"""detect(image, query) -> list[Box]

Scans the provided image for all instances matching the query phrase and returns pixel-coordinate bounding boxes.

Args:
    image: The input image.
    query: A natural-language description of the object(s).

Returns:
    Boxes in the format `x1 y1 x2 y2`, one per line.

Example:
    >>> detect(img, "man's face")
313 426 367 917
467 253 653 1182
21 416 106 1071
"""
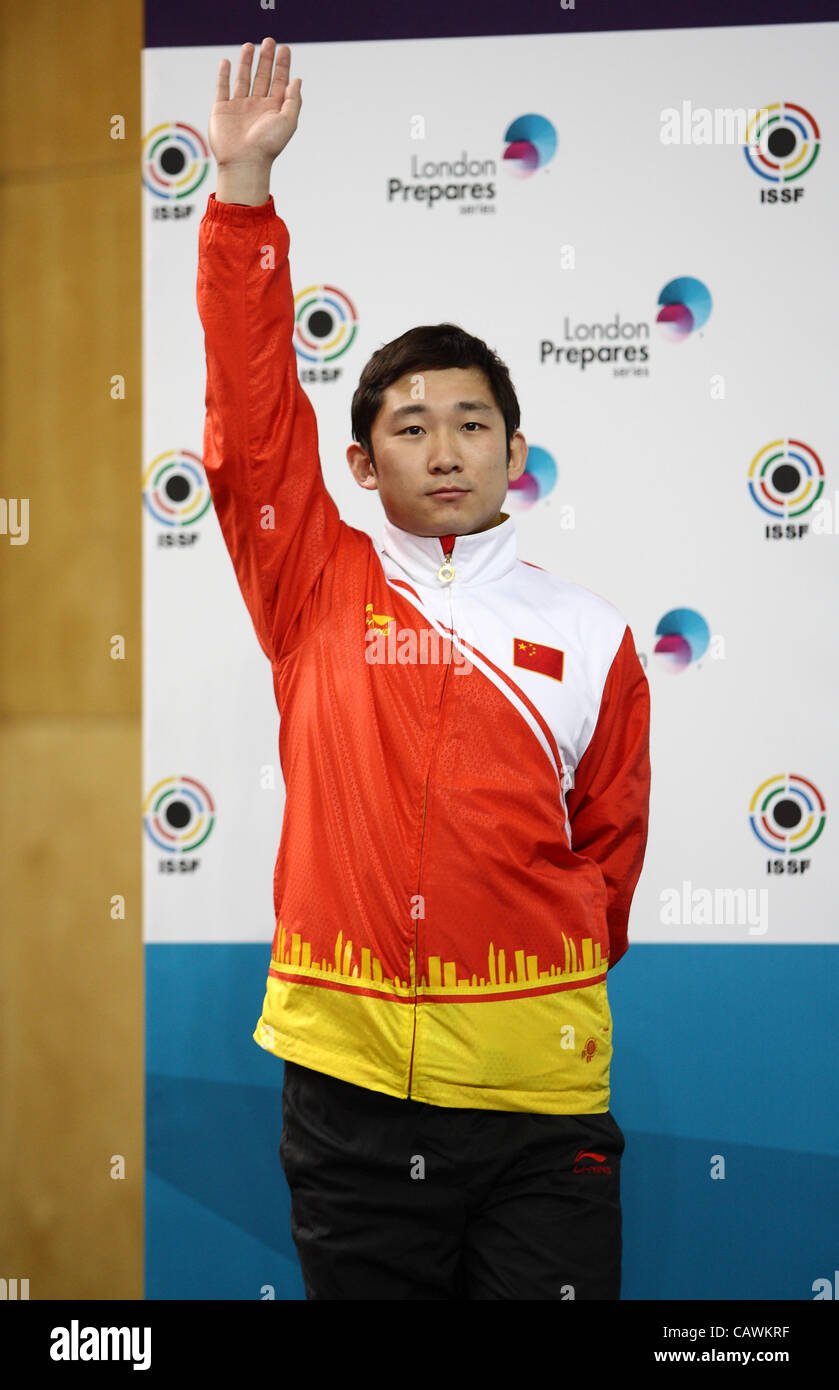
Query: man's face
346 366 527 537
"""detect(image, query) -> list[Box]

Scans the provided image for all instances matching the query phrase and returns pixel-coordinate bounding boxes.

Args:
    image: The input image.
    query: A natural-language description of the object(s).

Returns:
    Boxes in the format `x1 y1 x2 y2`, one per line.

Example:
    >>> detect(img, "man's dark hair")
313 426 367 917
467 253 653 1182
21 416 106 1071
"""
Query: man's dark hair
350 323 521 468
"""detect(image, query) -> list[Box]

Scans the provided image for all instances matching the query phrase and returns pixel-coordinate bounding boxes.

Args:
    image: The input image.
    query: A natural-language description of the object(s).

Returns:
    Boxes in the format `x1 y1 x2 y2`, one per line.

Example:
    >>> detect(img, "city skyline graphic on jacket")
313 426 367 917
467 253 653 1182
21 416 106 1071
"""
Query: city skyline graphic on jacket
269 923 608 999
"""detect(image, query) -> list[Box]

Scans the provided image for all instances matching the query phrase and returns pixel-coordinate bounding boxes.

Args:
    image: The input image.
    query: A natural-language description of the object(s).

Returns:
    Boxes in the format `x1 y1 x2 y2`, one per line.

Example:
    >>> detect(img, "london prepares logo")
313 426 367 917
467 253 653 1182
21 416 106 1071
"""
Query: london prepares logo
142 122 210 220
386 113 557 215
502 114 558 177
540 277 711 378
143 450 213 547
656 277 712 342
744 102 821 203
143 776 215 873
653 609 711 672
506 446 558 510
748 439 824 540
750 774 826 877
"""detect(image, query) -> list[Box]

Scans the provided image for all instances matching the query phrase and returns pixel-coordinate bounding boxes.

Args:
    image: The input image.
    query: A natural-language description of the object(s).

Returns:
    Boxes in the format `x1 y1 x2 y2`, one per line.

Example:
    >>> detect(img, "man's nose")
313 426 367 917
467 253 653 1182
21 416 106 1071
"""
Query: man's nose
428 438 463 469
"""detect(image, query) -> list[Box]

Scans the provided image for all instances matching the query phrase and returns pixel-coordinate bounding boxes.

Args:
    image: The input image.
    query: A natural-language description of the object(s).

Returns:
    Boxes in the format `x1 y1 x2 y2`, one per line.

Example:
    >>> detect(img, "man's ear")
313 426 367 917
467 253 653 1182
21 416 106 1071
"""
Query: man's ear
506 431 528 483
346 442 379 491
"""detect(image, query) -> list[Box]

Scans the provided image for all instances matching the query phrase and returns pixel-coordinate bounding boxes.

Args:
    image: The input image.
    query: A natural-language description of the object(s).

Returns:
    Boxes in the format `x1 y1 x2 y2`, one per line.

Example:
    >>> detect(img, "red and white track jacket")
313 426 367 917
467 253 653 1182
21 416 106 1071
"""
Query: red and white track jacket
196 192 651 1113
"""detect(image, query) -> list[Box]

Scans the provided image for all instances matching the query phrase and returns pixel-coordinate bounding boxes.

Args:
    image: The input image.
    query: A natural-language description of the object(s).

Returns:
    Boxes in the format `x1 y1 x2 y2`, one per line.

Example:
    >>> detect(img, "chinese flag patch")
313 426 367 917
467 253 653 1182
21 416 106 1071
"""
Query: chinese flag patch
513 638 564 682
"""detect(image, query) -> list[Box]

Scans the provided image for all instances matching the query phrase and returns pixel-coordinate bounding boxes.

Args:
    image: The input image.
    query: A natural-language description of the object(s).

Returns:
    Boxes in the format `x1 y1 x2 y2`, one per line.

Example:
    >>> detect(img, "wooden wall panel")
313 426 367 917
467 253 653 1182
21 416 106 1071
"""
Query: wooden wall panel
0 0 143 1299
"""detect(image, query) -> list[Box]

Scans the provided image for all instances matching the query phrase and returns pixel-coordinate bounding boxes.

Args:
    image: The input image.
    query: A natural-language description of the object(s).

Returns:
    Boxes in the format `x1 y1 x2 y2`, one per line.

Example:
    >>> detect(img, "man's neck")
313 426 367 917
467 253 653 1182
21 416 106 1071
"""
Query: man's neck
415 512 507 547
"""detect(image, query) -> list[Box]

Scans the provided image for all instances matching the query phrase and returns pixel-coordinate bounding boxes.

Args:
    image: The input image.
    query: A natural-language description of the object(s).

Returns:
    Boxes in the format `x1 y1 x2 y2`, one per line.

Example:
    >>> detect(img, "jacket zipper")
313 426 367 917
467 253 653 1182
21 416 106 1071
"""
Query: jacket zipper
406 551 455 1097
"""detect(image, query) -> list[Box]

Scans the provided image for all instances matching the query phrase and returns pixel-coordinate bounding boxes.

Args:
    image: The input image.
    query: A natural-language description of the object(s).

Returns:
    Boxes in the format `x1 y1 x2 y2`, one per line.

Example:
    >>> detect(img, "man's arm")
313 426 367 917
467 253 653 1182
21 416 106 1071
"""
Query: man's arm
564 625 651 967
196 39 341 661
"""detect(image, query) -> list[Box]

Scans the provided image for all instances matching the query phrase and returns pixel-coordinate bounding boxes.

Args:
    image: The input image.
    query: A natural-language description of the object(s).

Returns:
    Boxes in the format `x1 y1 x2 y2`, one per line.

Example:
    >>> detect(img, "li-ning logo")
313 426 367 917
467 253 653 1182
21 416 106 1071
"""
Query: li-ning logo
365 603 394 630
574 1148 613 1175
364 604 473 673
580 1037 597 1064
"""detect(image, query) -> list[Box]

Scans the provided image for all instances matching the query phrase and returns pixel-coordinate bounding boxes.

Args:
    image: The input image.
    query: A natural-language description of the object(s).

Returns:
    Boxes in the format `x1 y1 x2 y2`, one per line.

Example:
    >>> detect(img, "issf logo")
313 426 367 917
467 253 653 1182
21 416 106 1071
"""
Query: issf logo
748 439 824 540
143 450 212 546
293 284 358 384
745 103 820 203
144 776 215 871
750 774 825 875
142 122 210 202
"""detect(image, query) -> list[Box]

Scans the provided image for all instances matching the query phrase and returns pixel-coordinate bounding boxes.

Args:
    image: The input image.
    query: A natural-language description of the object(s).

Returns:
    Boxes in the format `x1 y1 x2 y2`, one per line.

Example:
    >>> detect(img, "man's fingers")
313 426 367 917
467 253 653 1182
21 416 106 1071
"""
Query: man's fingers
232 41 255 100
251 37 277 100
281 77 302 115
269 43 292 100
218 38 294 109
214 58 230 104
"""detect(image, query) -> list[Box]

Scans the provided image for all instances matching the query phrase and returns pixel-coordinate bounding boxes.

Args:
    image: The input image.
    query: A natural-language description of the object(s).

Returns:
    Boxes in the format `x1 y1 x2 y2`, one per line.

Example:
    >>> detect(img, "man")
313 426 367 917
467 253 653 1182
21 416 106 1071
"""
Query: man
197 37 650 1300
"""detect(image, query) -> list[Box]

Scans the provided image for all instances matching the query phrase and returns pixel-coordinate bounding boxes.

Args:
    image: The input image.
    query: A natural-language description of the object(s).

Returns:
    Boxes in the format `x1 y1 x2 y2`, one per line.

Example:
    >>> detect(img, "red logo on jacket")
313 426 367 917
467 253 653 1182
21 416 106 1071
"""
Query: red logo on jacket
573 1148 613 1175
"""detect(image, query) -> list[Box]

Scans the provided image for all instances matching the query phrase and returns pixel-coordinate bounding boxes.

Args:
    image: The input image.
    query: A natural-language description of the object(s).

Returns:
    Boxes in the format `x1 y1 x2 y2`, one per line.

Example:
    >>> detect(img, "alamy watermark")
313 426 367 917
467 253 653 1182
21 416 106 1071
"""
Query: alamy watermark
1 498 29 545
660 880 769 935
660 103 770 146
365 623 474 674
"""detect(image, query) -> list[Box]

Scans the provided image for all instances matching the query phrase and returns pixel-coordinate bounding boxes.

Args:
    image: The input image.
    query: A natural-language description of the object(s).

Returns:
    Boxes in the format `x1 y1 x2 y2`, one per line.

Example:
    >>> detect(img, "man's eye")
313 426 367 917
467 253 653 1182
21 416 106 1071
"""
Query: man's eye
399 423 484 434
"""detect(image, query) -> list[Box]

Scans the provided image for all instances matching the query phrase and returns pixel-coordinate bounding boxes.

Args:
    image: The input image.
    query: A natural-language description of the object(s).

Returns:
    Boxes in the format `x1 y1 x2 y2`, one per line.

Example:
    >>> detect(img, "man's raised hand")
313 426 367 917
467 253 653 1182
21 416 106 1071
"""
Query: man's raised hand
209 39 302 171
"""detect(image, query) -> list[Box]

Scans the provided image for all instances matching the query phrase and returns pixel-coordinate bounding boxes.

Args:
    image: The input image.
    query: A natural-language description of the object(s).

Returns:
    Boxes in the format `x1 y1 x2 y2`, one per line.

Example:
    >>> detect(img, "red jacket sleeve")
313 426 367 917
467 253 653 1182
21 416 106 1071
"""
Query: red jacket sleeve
564 625 651 968
195 192 342 662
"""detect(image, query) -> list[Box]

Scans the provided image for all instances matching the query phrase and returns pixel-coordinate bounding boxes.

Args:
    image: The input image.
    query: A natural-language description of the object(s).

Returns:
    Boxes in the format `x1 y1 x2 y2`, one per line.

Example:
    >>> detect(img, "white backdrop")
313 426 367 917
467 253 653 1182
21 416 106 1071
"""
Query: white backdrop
143 22 839 948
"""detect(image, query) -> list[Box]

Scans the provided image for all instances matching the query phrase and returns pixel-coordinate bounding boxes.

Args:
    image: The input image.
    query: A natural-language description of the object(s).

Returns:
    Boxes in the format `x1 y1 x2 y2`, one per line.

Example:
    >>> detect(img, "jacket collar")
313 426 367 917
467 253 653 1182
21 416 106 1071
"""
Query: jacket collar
379 512 517 587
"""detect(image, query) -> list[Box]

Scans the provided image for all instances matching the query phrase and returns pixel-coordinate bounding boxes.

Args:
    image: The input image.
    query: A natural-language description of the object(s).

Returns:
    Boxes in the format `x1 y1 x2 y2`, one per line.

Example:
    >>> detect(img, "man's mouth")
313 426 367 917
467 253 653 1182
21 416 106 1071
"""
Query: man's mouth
428 487 469 497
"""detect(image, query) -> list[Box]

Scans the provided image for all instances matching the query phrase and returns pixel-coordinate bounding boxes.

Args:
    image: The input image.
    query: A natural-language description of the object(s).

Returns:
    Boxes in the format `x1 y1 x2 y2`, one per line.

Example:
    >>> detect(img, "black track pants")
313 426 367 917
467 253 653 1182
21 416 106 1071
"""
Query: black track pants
279 1059 625 1300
